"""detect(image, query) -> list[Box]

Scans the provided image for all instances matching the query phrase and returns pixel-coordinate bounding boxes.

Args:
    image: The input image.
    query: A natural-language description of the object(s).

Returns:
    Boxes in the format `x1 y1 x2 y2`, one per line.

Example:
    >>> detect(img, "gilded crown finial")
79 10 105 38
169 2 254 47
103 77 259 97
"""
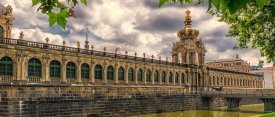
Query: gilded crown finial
185 9 191 20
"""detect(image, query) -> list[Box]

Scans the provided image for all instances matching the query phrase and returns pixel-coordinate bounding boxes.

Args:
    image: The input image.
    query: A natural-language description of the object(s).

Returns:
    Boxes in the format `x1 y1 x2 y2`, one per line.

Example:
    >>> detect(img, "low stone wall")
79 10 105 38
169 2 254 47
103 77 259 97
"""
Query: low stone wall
0 84 200 117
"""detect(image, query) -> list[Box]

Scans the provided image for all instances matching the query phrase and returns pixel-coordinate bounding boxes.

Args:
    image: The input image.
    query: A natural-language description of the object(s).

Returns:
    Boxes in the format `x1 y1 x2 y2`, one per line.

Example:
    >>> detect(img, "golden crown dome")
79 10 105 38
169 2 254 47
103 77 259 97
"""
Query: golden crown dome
177 9 199 40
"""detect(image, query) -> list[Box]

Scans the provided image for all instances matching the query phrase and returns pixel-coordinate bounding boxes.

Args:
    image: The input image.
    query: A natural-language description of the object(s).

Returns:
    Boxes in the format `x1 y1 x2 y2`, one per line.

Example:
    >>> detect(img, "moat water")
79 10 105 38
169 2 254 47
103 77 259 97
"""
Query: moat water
136 104 264 117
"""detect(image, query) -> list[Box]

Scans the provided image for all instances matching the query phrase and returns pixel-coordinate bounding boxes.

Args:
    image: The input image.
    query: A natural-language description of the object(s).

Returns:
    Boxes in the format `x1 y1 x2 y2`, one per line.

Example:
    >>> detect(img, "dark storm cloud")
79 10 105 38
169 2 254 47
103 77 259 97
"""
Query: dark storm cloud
135 14 181 33
109 32 141 47
135 9 212 33
204 38 235 52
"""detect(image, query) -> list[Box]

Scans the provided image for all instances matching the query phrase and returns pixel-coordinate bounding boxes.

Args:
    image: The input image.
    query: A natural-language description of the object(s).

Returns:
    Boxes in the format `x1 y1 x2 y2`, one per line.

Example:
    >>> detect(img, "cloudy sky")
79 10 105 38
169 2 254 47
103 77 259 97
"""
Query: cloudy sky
0 0 271 67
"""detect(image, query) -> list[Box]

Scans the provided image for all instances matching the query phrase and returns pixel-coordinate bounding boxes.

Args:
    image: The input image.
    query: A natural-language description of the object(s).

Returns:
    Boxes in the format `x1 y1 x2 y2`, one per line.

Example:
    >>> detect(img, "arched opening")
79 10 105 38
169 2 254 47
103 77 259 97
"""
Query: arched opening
175 72 179 83
28 58 42 77
154 70 159 82
198 73 202 87
0 56 13 76
0 25 3 38
146 70 151 82
107 66 114 80
94 64 103 80
118 67 124 81
81 63 90 79
162 71 166 83
50 60 61 78
128 68 134 81
181 73 185 84
138 69 143 82
169 72 173 83
66 62 76 79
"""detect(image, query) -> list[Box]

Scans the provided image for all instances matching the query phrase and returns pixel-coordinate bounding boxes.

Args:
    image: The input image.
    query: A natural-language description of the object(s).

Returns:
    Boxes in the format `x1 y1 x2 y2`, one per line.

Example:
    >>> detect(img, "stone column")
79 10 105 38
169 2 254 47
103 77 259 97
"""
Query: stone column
134 67 138 84
172 71 176 85
61 63 67 83
151 69 155 84
76 64 81 83
143 68 146 84
179 72 182 86
15 57 21 81
90 64 94 83
159 70 162 85
23 57 28 81
114 66 118 84
125 67 129 84
103 65 107 83
44 62 50 82
165 70 169 85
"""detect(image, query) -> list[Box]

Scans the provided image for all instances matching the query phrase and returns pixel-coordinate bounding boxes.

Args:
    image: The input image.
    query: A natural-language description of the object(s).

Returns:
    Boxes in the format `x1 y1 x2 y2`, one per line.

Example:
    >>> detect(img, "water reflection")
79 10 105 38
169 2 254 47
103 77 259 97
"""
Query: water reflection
137 110 257 117
137 104 264 117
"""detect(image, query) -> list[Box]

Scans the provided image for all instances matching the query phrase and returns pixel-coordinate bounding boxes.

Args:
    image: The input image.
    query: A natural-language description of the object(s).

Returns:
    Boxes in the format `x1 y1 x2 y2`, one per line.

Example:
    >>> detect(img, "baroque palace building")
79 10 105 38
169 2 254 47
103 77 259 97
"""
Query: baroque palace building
0 5 263 92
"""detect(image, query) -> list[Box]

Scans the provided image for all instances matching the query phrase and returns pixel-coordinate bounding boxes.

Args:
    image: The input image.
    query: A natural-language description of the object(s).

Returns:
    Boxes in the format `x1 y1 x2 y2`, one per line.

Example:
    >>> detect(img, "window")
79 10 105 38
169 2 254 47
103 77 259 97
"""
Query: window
118 67 124 80
146 70 151 82
94 65 102 80
128 68 134 81
181 73 185 84
0 26 3 38
107 66 114 80
138 69 142 81
50 60 60 78
0 57 13 76
154 70 159 82
169 72 173 82
175 72 179 83
66 62 76 79
223 62 230 66
28 58 41 77
81 63 90 79
162 71 166 82
236 61 242 65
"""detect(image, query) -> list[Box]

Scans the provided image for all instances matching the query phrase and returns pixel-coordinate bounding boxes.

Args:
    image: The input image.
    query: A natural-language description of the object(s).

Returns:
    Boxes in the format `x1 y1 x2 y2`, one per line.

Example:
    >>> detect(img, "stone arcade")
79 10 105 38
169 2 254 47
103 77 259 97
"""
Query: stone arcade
0 5 272 117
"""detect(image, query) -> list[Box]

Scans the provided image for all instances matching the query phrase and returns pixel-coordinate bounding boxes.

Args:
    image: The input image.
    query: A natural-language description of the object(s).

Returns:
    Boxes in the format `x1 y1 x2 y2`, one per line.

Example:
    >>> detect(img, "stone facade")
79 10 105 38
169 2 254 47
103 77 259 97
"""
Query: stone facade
205 54 250 73
0 4 13 38
0 6 263 92
0 5 267 116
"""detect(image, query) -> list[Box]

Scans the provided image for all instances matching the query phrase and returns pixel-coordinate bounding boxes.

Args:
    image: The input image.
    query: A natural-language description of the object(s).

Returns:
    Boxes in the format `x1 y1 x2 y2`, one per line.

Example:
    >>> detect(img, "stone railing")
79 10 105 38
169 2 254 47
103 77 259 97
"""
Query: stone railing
67 79 77 84
50 77 62 83
0 76 13 82
28 77 42 83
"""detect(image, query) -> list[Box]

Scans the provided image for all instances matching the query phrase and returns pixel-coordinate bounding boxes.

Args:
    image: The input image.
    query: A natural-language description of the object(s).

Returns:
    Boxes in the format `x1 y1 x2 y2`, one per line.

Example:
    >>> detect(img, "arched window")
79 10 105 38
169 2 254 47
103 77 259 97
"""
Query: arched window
66 62 76 79
0 25 3 38
128 68 134 81
138 69 143 81
118 67 124 80
0 57 13 76
146 70 151 82
81 63 90 79
162 71 166 82
154 70 159 82
175 72 179 83
94 64 102 80
169 72 173 82
107 66 114 80
28 58 41 77
181 73 185 84
50 60 61 78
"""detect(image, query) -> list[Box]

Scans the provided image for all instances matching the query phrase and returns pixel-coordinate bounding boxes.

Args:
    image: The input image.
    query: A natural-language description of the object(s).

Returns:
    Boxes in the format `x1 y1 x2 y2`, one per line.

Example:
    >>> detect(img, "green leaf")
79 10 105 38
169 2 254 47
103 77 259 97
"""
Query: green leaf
32 0 41 6
256 0 266 9
159 0 167 7
57 15 67 29
81 0 87 5
59 9 69 18
207 0 212 12
48 12 58 26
